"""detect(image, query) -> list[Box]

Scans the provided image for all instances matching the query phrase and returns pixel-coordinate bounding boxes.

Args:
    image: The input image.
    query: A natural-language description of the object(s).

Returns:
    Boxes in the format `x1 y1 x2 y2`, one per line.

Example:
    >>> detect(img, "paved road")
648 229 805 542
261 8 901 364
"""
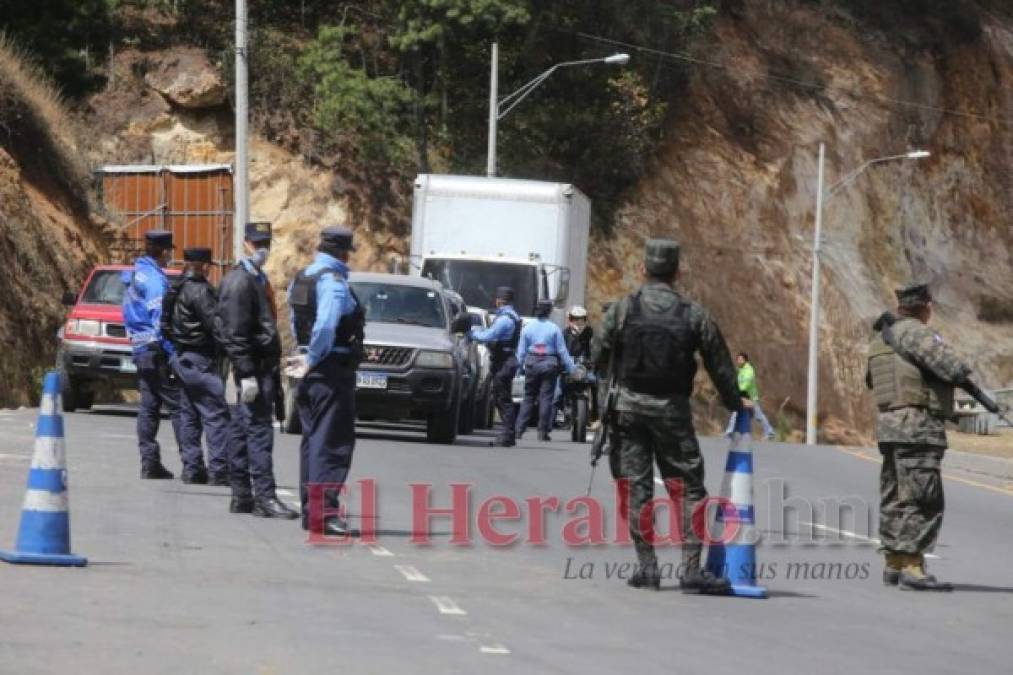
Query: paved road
1 405 1011 674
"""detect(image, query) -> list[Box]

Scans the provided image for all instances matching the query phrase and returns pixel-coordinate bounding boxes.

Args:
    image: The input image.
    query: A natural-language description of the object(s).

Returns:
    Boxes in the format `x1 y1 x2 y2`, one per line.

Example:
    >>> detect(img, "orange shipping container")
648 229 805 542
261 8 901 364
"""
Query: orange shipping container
98 164 235 282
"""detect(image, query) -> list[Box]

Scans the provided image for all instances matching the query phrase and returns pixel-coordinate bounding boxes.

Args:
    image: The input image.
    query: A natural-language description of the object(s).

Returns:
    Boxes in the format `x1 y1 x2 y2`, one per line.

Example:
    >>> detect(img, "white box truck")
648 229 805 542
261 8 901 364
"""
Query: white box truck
409 174 590 322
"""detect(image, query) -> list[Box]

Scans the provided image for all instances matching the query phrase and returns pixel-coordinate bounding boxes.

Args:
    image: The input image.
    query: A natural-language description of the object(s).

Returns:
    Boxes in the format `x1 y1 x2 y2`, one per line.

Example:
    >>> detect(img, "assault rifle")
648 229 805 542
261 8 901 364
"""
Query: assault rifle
587 352 619 496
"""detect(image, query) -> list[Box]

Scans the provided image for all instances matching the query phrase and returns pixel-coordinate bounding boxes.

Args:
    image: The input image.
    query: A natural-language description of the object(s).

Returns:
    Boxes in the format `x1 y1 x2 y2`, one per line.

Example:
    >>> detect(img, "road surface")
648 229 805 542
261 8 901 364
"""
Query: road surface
1 405 1011 674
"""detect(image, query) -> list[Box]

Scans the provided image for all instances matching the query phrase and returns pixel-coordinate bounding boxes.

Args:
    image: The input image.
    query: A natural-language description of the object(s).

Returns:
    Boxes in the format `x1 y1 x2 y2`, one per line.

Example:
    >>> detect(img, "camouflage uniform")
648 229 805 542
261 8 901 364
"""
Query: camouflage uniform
866 282 972 590
593 241 741 581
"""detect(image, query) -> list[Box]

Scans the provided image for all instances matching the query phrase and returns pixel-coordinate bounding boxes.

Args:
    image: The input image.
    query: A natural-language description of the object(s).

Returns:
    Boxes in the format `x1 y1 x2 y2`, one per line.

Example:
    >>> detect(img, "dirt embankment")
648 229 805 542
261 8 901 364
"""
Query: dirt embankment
0 39 107 406
590 2 1013 443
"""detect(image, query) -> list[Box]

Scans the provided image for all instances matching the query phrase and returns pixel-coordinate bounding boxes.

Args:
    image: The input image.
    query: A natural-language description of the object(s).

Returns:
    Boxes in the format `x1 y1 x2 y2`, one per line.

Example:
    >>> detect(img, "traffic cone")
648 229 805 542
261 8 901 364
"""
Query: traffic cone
0 371 87 566
704 407 766 598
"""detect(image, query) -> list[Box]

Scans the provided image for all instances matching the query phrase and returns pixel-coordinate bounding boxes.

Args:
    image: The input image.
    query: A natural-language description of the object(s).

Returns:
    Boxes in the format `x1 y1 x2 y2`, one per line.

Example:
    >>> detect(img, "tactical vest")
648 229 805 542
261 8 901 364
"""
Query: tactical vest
489 308 522 364
867 332 954 416
618 291 697 396
289 269 365 357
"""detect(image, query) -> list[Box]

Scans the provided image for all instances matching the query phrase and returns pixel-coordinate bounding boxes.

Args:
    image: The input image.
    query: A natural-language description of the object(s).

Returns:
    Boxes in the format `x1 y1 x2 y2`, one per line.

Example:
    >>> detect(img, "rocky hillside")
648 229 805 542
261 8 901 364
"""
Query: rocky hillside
590 2 1013 442
0 39 106 406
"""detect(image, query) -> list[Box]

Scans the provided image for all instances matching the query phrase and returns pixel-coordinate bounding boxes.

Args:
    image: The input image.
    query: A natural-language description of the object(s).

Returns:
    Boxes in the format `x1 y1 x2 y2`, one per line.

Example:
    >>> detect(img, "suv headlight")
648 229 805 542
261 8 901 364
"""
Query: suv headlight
67 319 101 337
416 350 454 369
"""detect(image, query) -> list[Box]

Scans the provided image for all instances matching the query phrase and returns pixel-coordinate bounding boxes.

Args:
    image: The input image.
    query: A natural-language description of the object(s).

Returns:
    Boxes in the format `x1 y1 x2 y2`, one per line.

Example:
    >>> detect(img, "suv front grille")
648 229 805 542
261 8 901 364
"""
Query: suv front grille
360 345 415 369
105 323 127 338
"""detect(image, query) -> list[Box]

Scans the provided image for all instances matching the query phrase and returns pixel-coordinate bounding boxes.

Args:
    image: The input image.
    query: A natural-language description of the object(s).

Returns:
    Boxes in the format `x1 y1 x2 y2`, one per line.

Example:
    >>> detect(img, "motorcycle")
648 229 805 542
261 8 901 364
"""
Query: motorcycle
558 359 595 443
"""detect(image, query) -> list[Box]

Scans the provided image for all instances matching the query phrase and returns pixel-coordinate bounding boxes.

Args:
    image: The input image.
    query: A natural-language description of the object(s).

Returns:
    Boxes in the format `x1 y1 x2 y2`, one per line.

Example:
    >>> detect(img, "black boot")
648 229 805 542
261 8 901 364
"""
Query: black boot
181 467 209 485
627 562 661 590
252 497 299 520
318 515 361 537
141 462 174 480
680 567 731 594
229 495 254 514
538 431 551 442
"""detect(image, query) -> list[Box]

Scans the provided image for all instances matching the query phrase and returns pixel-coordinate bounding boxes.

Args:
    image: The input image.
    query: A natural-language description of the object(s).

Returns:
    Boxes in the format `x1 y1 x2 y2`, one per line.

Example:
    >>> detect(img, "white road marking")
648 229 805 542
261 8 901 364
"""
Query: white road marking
479 644 511 655
367 544 394 557
429 596 467 616
0 453 29 461
802 521 939 559
394 564 430 582
276 488 296 497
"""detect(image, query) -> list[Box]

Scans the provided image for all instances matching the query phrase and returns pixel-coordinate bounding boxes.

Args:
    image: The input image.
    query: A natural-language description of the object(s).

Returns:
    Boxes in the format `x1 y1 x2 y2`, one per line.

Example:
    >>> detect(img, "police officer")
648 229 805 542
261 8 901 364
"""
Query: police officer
287 226 364 537
469 287 522 447
515 299 575 441
593 239 744 592
123 229 186 480
162 247 230 485
866 282 975 591
216 222 297 519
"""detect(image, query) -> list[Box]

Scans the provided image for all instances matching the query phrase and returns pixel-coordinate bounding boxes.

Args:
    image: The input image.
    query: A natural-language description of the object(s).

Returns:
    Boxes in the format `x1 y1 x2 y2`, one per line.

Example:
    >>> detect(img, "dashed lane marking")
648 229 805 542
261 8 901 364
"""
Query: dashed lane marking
479 644 511 655
802 521 939 560
367 544 394 557
394 564 431 582
429 596 467 616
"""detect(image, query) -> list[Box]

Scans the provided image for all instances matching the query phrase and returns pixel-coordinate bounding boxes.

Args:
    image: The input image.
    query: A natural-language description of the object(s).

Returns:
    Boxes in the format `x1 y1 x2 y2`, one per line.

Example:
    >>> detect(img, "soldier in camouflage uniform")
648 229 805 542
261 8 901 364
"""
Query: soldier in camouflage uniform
866 282 974 592
592 239 745 592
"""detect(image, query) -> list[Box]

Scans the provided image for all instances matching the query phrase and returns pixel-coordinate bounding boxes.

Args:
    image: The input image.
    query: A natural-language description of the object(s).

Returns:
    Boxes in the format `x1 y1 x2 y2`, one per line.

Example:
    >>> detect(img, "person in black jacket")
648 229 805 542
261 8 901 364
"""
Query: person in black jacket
162 247 231 485
216 222 297 519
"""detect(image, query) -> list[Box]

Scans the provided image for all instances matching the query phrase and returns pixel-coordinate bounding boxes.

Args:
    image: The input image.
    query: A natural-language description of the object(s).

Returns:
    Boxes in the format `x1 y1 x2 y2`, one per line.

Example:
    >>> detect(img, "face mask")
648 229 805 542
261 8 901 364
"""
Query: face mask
251 247 270 268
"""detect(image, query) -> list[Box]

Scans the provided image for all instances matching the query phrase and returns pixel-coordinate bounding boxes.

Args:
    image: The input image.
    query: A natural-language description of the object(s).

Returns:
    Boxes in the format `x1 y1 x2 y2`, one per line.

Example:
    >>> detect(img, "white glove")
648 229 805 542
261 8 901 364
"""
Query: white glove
285 353 310 379
240 377 259 403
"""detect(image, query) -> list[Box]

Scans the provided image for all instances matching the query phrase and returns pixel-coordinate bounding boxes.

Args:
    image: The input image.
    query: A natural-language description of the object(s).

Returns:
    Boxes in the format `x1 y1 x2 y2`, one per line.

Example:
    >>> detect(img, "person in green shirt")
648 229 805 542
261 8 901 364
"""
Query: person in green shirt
725 353 775 439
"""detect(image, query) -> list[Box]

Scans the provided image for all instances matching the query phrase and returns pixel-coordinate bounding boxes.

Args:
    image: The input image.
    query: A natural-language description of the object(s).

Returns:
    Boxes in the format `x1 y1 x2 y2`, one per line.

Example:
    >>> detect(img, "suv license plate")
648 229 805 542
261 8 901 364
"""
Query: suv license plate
356 373 388 389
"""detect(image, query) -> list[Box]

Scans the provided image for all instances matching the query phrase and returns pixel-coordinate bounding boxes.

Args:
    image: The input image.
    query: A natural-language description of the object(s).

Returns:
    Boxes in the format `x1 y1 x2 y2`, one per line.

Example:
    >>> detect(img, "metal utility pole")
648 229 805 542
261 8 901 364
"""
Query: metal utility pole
805 142 825 446
234 0 249 261
486 42 499 177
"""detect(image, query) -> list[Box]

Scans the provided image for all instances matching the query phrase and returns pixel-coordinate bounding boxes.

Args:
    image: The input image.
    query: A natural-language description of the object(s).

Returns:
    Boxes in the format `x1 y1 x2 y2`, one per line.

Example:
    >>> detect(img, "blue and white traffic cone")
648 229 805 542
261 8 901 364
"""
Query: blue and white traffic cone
0 371 87 566
704 407 766 598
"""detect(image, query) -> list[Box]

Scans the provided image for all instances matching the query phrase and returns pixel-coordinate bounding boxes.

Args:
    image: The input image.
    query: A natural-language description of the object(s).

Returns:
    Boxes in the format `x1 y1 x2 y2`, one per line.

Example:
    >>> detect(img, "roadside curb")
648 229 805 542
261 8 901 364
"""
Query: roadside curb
944 448 1013 484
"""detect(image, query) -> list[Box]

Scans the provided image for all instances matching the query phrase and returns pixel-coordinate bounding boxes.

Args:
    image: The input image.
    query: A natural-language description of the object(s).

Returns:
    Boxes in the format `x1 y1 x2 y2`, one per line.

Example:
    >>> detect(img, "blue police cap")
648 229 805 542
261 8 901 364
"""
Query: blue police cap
145 230 173 248
245 221 272 243
183 247 213 263
320 226 356 252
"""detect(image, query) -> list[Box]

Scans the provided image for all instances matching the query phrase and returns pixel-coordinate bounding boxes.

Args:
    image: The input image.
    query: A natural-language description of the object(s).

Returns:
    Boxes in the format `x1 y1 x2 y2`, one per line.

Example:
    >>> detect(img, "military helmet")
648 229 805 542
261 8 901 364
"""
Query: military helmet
644 238 680 276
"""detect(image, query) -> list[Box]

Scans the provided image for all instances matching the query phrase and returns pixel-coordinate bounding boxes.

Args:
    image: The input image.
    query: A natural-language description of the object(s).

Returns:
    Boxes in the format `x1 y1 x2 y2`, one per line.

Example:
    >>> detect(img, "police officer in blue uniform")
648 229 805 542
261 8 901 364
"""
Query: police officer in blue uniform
124 229 186 479
287 226 365 536
162 247 231 485
216 222 297 519
469 287 522 447
515 299 575 441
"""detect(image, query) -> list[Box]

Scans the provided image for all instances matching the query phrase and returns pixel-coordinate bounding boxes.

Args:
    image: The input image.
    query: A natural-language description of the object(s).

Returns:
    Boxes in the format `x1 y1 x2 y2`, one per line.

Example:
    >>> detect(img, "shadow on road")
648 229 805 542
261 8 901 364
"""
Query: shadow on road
951 583 1013 594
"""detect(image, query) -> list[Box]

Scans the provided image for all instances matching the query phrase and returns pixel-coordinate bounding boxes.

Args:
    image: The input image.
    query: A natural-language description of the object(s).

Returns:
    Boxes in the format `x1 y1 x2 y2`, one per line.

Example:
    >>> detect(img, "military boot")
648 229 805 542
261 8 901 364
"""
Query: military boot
679 545 731 595
141 461 174 480
883 552 903 586
899 554 952 592
627 561 661 590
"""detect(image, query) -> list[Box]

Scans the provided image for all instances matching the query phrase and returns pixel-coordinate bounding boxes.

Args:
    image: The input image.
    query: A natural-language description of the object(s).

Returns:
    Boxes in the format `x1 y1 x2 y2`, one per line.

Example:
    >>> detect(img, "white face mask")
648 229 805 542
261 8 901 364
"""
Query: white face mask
251 247 270 268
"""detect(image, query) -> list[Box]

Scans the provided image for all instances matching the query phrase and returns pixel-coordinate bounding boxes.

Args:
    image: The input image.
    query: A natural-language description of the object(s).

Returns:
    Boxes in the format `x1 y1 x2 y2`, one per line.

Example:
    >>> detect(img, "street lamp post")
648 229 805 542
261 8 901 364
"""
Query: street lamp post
804 145 931 446
485 43 630 177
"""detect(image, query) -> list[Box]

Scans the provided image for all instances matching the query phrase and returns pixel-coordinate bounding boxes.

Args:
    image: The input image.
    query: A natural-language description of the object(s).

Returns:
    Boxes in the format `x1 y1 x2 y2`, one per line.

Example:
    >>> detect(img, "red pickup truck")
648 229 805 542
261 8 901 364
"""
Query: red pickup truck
58 264 180 411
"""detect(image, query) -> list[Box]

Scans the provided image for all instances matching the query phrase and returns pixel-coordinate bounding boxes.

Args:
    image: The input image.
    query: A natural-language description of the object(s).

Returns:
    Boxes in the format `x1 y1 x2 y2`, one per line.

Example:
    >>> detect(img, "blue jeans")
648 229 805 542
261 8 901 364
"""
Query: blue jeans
726 401 775 437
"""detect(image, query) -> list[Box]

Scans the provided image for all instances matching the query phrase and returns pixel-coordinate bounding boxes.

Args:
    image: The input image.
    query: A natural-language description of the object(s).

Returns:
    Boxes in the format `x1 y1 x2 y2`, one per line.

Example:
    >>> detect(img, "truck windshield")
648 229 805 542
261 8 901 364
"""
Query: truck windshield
422 259 537 316
350 282 447 329
81 270 127 305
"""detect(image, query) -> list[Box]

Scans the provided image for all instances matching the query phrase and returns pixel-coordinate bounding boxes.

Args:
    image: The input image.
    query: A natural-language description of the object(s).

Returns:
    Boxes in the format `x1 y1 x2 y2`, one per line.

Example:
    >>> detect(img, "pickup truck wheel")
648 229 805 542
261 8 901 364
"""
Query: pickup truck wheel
60 373 78 413
427 395 460 445
76 390 95 411
474 389 492 430
282 380 302 435
458 387 476 435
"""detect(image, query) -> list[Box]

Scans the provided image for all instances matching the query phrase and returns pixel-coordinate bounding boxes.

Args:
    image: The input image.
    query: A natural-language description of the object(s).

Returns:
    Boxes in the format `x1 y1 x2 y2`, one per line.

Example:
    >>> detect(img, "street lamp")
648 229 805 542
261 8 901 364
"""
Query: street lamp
486 43 630 176
805 144 931 445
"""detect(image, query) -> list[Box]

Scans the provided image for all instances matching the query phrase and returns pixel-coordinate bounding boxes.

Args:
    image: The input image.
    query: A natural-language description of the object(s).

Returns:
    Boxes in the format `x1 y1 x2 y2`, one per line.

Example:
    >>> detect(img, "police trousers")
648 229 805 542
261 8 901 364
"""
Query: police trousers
134 348 185 467
296 354 356 519
490 356 519 443
516 355 561 435
229 366 279 500
173 351 231 477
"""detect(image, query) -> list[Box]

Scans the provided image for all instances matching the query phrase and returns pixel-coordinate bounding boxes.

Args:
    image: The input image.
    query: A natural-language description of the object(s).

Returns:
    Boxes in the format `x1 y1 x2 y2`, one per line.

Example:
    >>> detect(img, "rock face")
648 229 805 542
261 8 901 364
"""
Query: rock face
143 47 226 109
588 2 1013 443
